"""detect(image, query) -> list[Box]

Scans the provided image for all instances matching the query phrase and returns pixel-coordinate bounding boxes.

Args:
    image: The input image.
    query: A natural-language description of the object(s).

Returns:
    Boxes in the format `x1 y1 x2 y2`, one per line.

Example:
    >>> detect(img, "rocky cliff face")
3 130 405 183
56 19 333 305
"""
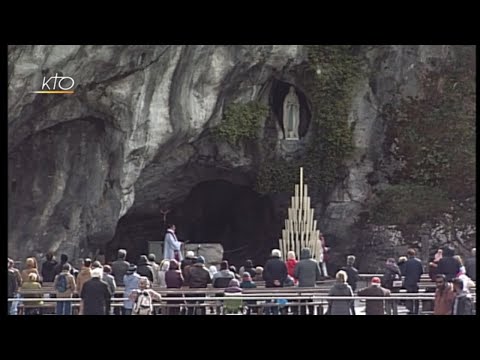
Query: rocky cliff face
8 45 475 269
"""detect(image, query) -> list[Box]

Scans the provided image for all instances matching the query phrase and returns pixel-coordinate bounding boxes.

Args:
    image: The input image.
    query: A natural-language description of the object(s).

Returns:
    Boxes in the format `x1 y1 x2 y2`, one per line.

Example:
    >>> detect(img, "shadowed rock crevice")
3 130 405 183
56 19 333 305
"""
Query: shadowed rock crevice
8 117 124 259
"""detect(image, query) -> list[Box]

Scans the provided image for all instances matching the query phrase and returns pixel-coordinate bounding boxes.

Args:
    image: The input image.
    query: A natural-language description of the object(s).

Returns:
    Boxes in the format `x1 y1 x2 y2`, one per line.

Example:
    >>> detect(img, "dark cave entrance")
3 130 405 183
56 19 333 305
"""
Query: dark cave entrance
107 180 280 267
174 180 279 266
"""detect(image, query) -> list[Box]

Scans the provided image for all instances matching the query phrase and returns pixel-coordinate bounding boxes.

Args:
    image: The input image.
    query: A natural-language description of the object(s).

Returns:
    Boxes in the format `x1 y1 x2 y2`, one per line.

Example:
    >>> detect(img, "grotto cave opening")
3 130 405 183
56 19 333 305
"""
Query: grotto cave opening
107 180 281 267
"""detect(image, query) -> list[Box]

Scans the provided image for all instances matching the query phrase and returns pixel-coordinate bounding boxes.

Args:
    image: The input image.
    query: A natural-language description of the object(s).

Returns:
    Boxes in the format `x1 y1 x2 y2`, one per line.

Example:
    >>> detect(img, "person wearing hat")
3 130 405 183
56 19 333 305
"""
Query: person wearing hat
137 255 154 283
357 277 391 315
181 250 197 281
123 264 140 315
184 256 211 315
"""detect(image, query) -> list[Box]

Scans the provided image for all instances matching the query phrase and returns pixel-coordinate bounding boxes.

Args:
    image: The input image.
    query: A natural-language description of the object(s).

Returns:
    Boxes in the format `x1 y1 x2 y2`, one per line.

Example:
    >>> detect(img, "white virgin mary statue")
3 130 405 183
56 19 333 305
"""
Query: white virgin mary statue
283 86 300 140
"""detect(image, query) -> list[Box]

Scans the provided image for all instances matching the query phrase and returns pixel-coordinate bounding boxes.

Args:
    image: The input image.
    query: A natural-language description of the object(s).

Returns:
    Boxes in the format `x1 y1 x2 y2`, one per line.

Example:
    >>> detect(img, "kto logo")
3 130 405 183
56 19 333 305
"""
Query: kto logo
32 73 75 94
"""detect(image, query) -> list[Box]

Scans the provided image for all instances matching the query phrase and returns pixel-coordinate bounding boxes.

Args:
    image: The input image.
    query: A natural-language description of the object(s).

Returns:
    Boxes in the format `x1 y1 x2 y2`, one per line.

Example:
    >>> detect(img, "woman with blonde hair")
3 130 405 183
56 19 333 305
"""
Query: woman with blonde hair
21 272 43 315
326 270 354 315
21 257 41 284
397 256 408 276
254 266 263 282
453 255 466 274
158 259 170 288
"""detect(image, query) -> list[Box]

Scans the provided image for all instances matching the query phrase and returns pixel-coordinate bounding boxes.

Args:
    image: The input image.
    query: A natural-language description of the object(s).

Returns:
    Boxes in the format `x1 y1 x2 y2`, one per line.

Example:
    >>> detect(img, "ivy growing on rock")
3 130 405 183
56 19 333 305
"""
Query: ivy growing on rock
214 101 269 146
370 184 451 225
256 45 363 194
373 45 475 225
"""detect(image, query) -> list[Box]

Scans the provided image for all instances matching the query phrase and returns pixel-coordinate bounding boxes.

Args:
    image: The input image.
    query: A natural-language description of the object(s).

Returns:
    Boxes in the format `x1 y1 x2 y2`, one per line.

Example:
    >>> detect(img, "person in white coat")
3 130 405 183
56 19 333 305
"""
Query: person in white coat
158 260 170 288
164 224 183 262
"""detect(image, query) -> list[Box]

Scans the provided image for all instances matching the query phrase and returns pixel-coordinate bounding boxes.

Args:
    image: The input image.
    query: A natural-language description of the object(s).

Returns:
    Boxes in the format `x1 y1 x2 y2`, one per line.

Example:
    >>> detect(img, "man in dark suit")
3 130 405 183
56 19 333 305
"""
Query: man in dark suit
403 248 423 315
80 267 111 315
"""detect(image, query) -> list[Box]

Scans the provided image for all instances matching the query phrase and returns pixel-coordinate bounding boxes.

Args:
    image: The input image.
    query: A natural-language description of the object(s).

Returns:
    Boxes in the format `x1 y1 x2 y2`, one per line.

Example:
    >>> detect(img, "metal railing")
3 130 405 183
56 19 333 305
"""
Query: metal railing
9 294 476 302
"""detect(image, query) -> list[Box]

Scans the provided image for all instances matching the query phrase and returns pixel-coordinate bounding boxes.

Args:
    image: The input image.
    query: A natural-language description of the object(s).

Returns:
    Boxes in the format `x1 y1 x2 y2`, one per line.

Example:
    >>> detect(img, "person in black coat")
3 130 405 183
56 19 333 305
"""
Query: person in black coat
136 255 154 282
264 249 288 288
80 268 111 315
41 252 58 283
382 258 402 315
437 246 461 282
240 259 257 278
263 249 288 315
341 255 359 315
184 256 211 315
164 259 184 315
53 254 76 278
403 249 423 315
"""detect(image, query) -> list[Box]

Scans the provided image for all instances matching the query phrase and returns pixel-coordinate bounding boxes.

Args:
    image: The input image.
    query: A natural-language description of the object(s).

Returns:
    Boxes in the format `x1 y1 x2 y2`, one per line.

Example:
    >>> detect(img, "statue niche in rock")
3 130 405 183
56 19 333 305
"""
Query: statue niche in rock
283 86 300 140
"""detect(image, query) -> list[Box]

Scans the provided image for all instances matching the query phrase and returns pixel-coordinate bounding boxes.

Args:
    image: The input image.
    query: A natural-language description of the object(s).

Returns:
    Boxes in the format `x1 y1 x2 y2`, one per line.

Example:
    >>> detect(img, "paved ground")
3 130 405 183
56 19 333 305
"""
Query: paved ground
353 299 410 315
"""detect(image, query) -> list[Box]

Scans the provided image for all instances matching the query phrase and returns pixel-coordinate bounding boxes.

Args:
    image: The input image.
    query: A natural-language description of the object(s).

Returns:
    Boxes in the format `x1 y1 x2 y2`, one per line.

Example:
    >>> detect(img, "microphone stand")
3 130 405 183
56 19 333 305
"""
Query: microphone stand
182 240 190 259
196 244 201 258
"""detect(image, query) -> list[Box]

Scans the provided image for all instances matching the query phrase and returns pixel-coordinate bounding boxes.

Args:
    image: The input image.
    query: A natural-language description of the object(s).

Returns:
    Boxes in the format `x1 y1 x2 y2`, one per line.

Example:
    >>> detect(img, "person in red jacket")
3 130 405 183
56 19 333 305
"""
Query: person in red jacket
286 251 298 284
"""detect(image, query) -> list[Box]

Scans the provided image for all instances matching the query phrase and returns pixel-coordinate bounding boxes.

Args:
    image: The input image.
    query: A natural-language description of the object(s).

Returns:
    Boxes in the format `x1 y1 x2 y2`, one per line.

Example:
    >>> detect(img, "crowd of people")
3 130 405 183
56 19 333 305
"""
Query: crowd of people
7 231 476 315
334 247 475 315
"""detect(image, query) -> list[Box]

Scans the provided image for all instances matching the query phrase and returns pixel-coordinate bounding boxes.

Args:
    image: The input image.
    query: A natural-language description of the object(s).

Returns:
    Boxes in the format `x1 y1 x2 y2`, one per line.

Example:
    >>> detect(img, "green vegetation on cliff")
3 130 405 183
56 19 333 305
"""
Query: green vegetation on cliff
372 46 475 225
256 45 363 194
214 102 268 146
371 184 451 225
